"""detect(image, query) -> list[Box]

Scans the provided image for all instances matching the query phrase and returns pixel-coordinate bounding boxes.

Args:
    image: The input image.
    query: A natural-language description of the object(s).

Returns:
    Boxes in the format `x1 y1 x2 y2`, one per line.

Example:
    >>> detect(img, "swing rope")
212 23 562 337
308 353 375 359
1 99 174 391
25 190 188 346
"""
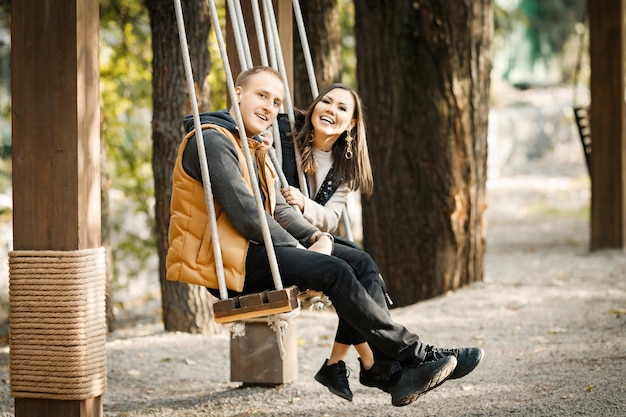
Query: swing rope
292 0 318 99
173 0 228 301
289 1 352 304
230 0 301 214
226 0 253 70
226 0 353 240
173 0 351 331
219 0 335 324
261 0 309 195
230 0 347 307
222 0 302 353
219 0 284 292
173 0 300 337
290 0 354 240
259 0 335 308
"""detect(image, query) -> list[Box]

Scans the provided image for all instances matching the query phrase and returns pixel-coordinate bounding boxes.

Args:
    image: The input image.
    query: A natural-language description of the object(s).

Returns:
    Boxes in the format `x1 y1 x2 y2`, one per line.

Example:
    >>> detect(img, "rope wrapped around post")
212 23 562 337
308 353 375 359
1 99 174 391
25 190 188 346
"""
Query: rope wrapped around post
8 247 107 400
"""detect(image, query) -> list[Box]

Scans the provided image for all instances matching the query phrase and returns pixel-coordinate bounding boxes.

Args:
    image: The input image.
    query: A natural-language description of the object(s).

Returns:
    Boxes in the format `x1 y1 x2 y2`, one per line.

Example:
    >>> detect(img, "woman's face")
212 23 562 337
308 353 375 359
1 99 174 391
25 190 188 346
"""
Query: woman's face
310 88 356 149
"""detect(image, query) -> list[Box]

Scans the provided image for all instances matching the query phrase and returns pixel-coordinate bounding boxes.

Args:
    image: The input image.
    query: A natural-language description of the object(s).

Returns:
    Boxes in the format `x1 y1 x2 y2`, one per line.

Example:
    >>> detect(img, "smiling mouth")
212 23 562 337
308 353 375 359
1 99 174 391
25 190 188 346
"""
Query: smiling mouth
320 116 334 124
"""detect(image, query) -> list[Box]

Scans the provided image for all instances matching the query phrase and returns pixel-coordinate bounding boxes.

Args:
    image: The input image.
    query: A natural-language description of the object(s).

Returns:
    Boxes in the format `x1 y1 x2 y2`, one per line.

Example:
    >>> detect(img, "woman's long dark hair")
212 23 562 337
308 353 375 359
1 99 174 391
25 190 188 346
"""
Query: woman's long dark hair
293 83 373 195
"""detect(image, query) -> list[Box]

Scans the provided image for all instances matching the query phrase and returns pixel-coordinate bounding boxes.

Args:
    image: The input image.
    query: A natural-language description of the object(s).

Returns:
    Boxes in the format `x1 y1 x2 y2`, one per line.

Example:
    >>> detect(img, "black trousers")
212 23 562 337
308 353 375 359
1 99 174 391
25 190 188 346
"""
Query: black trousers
243 242 427 370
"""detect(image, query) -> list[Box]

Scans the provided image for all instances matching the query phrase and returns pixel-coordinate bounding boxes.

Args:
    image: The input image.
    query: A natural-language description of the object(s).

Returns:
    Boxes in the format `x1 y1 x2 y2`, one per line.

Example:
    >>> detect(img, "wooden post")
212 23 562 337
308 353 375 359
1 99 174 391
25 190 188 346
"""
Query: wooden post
11 1 103 416
230 319 298 385
588 0 626 249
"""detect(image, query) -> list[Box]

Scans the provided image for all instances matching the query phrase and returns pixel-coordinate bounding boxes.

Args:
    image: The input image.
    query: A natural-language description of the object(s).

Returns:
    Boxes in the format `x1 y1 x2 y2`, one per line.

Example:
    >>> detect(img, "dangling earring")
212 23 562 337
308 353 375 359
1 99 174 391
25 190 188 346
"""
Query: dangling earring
344 130 354 159
309 132 314 143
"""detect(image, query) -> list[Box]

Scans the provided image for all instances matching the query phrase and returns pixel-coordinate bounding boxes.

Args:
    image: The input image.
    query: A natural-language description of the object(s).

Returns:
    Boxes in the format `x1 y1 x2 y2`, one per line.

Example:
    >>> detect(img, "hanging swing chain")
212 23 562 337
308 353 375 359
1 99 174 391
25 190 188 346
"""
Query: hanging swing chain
173 0 229 300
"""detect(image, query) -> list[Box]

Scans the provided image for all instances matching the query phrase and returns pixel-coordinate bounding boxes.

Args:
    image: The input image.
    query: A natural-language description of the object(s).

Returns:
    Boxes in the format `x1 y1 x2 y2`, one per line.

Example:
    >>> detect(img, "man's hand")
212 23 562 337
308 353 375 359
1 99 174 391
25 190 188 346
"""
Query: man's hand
280 186 305 212
259 129 273 146
307 232 333 256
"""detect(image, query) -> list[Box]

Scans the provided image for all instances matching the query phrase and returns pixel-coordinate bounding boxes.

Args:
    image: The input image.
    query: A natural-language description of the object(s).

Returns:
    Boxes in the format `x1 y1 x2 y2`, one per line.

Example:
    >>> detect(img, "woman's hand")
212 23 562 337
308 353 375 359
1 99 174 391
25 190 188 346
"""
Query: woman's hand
280 186 305 212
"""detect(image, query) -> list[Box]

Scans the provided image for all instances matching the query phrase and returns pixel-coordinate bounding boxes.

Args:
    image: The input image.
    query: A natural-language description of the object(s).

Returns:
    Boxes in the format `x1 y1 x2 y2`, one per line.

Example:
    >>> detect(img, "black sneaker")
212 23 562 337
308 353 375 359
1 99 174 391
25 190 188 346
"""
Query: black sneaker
314 359 353 401
424 346 484 379
359 358 400 391
386 356 457 407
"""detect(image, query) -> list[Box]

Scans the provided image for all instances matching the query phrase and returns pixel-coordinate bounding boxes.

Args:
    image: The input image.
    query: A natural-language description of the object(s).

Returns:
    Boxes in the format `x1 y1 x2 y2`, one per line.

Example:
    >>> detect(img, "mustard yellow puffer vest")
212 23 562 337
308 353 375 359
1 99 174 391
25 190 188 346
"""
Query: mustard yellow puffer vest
166 124 277 292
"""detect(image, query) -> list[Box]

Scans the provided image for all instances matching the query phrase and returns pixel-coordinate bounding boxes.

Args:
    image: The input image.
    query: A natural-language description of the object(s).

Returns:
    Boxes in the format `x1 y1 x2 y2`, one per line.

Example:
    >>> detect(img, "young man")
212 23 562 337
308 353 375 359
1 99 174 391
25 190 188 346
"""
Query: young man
166 66 483 407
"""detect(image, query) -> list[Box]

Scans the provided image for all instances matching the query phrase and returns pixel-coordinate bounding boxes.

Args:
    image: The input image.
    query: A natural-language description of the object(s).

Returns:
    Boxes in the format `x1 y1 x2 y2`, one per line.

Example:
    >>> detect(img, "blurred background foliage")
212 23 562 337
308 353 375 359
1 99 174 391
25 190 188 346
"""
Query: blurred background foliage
0 0 590 303
99 0 155 281
493 0 587 87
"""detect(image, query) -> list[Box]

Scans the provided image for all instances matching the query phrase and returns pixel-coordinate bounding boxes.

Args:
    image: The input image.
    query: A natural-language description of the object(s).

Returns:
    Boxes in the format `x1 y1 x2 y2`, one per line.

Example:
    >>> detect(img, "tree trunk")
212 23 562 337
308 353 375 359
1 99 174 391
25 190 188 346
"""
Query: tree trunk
147 0 218 333
355 0 492 306
293 0 342 108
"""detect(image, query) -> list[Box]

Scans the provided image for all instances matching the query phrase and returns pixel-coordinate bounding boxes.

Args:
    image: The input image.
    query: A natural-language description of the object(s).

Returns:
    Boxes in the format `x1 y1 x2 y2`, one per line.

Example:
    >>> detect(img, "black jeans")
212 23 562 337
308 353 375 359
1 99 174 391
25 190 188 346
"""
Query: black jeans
243 242 427 370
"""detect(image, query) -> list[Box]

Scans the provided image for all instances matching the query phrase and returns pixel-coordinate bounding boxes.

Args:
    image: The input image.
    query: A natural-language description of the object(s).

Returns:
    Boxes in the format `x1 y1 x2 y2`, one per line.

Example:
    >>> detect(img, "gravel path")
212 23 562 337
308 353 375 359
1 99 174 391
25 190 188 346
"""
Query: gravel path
2 171 624 416
4 84 623 416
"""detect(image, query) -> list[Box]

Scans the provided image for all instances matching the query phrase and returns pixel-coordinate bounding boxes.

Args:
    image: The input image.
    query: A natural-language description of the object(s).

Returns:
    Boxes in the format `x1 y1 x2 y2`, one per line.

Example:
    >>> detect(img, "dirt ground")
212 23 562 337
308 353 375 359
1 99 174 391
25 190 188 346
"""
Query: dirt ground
1 151 625 416
0 167 626 417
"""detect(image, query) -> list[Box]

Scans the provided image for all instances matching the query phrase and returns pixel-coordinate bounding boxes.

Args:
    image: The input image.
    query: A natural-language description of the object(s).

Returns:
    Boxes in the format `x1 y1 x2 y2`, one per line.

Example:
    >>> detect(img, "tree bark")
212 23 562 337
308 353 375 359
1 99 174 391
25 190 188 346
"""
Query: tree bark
147 0 218 333
355 0 492 306
293 0 342 108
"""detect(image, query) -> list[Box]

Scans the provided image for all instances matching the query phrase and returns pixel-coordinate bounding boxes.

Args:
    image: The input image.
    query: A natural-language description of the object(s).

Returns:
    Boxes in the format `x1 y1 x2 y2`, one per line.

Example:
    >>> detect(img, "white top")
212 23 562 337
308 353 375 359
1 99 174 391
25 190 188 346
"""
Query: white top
302 147 350 233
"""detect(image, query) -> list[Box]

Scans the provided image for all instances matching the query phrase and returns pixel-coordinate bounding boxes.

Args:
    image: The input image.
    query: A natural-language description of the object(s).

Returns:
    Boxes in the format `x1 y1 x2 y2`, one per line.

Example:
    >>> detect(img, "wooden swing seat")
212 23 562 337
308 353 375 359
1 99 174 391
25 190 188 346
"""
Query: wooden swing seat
212 285 300 323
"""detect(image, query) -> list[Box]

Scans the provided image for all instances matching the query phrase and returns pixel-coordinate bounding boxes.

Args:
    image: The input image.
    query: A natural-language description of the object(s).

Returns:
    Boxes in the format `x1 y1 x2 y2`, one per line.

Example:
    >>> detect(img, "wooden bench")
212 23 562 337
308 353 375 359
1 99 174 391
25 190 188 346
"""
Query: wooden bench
573 106 592 178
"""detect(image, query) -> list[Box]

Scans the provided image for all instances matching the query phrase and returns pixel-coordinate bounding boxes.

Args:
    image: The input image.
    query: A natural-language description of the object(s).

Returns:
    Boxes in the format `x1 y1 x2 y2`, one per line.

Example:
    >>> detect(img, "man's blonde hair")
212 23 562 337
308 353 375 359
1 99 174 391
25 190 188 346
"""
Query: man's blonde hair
235 66 284 88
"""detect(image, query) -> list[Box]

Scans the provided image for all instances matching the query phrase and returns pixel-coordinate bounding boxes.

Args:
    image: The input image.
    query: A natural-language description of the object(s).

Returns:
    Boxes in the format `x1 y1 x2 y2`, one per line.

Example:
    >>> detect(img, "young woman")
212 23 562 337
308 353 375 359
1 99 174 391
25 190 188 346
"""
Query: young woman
280 83 379 401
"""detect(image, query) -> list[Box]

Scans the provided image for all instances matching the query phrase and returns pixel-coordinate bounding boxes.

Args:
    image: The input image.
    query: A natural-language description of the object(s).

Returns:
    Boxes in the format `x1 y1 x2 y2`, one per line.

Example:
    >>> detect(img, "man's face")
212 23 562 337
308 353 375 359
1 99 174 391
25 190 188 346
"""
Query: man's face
235 72 284 137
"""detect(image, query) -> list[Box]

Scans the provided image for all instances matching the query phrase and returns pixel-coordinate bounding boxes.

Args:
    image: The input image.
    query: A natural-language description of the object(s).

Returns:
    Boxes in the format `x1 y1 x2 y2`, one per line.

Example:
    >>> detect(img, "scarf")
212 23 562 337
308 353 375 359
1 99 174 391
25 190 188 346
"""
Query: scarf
313 165 341 206
248 137 275 214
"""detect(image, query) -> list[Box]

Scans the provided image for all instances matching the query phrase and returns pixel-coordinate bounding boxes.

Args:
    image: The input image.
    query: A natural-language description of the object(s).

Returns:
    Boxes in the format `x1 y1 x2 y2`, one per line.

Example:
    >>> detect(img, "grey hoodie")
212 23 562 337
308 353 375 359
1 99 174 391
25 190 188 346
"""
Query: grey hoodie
180 110 317 247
